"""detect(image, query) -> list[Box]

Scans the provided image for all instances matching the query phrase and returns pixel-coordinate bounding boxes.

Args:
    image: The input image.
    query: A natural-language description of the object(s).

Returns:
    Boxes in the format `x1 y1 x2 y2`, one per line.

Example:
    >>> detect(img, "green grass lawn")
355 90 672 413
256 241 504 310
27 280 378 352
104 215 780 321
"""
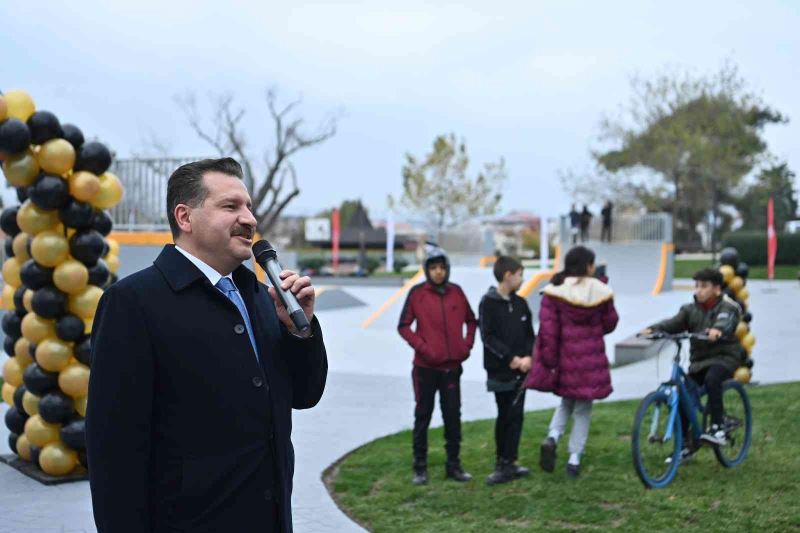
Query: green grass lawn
329 381 800 532
674 259 799 280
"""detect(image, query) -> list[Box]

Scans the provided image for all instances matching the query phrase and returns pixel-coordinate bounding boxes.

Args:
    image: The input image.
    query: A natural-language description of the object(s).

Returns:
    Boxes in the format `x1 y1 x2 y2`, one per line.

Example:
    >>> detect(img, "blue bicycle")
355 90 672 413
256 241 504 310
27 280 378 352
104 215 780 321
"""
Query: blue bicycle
631 332 752 488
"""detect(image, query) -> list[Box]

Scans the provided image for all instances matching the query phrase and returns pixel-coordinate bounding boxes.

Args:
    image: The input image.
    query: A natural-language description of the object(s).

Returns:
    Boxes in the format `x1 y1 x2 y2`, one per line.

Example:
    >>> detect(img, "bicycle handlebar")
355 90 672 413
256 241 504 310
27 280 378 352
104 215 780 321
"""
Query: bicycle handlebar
638 332 712 342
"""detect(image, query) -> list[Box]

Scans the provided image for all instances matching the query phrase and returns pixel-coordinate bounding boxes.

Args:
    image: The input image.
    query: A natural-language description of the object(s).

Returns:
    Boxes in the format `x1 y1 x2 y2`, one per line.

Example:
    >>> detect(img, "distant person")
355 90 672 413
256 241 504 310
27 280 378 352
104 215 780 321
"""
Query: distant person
524 246 618 479
641 268 745 461
478 256 535 485
398 243 478 485
579 205 592 243
568 204 580 245
601 201 613 242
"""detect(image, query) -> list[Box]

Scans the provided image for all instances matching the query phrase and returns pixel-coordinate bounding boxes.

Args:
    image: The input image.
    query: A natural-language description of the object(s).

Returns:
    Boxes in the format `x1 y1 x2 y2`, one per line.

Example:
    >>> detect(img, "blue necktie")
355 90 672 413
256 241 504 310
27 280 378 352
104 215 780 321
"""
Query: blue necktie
216 277 260 362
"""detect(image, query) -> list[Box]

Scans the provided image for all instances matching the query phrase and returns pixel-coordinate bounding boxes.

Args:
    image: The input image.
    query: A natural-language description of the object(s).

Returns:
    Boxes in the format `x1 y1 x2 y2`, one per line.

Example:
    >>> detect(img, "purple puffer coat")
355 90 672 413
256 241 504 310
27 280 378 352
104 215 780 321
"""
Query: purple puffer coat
525 276 619 400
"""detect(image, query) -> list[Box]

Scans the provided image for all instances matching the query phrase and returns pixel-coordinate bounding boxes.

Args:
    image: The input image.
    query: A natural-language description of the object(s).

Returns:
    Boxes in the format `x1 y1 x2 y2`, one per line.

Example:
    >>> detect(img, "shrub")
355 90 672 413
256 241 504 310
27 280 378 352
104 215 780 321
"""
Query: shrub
721 231 800 265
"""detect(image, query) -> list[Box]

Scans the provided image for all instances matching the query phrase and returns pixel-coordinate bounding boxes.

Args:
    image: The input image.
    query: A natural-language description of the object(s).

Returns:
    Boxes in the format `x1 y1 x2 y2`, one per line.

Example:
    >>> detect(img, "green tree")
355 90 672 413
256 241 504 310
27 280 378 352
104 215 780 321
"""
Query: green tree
393 134 506 235
316 199 367 227
735 163 798 230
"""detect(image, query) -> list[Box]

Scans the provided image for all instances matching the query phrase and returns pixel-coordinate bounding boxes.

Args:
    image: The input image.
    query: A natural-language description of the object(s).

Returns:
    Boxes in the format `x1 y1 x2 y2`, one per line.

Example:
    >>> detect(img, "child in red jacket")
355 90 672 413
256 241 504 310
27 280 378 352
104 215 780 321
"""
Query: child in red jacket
525 246 618 478
398 244 477 485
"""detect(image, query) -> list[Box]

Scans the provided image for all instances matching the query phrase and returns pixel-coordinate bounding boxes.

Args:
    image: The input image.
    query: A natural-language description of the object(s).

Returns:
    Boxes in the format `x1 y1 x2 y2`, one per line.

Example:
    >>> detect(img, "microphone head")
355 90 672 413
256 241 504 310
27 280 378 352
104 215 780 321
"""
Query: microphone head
252 239 277 261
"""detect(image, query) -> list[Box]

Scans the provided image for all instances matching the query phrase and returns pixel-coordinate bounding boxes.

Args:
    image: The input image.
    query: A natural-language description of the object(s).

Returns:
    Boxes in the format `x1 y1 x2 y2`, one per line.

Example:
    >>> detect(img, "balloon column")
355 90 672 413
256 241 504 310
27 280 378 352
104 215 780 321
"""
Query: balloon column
718 247 755 384
1 89 123 476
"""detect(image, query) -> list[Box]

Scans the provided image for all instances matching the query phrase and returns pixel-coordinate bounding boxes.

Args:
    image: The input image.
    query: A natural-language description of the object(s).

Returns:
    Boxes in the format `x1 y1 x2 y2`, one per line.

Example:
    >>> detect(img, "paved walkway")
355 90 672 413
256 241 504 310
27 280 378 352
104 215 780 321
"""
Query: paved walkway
1 279 798 532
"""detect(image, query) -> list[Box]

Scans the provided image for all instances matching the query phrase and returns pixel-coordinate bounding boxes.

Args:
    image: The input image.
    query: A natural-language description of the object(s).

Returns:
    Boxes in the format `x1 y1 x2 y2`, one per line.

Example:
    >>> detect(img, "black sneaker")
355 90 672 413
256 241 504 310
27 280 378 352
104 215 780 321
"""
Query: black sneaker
445 464 473 482
513 464 531 478
700 424 727 446
412 470 428 486
566 463 581 479
664 447 695 465
486 461 516 486
540 437 557 473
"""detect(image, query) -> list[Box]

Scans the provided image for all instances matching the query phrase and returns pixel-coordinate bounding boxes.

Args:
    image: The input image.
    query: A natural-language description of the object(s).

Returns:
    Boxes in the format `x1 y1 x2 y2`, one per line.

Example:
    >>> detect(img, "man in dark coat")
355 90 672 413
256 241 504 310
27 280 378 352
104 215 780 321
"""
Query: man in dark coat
86 157 327 533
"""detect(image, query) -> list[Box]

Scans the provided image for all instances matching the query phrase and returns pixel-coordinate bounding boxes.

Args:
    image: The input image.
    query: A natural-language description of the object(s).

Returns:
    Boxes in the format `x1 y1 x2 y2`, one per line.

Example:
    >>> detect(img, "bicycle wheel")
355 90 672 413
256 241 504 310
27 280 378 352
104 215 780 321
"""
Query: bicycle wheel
632 390 682 488
704 379 752 467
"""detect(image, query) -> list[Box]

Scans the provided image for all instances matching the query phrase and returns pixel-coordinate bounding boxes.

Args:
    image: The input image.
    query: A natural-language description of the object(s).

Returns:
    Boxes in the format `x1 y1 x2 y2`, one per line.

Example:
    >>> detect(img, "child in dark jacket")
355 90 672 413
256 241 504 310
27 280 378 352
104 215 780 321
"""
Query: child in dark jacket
479 256 535 485
525 246 618 478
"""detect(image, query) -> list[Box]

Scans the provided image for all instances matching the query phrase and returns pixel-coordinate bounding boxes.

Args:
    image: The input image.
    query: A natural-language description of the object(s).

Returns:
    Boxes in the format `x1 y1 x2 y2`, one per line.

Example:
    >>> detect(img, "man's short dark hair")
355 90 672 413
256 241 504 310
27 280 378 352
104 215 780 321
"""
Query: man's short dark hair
166 157 244 238
693 267 724 287
493 255 523 282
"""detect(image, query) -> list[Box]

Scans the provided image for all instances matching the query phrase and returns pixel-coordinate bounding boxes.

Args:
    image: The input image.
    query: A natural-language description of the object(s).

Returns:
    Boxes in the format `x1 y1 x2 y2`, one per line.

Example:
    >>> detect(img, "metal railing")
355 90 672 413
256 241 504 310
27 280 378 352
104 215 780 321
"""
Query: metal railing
559 213 672 244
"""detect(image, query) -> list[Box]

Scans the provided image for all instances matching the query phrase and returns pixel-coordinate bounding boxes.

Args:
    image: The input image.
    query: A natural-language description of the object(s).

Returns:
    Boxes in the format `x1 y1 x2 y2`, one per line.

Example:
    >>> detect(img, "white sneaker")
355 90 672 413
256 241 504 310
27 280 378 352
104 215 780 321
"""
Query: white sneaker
665 447 695 464
700 425 727 446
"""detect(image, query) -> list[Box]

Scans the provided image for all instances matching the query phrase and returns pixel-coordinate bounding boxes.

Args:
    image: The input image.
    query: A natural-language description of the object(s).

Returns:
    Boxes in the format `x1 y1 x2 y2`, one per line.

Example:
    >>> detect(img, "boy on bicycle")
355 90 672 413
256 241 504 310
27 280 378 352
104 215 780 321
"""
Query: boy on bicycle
642 268 746 450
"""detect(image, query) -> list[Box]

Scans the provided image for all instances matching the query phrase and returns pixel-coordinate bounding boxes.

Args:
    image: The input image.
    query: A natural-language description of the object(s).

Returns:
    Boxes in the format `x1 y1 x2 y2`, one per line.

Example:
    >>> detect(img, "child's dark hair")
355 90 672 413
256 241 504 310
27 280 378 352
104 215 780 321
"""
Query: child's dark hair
551 246 596 286
493 256 523 282
693 268 723 287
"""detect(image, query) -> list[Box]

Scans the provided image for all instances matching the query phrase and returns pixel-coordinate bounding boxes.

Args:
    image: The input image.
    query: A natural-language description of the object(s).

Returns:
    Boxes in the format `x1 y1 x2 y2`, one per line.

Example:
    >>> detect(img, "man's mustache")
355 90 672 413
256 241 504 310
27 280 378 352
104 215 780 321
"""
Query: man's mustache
231 225 255 239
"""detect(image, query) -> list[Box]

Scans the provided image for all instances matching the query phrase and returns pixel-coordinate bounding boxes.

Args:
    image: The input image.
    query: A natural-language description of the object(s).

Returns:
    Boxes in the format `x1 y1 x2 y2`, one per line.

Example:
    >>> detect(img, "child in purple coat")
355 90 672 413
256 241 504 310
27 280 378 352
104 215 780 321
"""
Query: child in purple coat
524 246 618 478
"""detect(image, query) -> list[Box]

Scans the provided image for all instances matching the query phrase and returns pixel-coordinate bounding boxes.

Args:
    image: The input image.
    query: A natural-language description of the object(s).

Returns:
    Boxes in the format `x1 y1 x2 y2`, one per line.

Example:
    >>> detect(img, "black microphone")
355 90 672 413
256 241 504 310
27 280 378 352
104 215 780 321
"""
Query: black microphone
252 239 311 334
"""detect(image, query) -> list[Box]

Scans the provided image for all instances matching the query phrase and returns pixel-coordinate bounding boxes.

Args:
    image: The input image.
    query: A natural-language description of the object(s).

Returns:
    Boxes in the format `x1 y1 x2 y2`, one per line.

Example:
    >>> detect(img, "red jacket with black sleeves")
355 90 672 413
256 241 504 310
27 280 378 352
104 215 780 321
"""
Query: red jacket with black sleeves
398 282 478 370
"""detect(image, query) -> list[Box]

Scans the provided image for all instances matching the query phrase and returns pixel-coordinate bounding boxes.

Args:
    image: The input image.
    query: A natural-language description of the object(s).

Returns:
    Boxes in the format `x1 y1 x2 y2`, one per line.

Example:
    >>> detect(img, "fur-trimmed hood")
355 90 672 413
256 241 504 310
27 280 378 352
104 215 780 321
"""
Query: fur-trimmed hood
542 276 613 307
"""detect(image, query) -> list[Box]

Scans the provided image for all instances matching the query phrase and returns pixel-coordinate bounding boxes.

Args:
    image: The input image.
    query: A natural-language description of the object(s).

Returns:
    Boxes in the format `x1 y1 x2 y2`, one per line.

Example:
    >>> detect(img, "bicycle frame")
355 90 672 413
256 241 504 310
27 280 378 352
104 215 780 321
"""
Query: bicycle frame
654 339 706 444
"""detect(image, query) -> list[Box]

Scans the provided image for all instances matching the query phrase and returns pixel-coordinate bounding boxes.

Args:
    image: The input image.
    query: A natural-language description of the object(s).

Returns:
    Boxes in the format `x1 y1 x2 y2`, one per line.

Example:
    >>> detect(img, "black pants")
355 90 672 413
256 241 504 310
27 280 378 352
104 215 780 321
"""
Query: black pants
412 365 462 470
682 364 732 440
494 389 525 463
601 223 612 242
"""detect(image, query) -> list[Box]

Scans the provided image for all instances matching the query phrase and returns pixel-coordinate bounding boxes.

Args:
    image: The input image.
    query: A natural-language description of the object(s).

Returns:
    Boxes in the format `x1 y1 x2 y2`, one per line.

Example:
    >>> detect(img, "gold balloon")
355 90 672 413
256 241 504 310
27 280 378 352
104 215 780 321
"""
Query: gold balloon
24 414 60 448
741 333 755 350
17 200 59 235
737 287 750 302
91 172 124 209
728 276 744 293
36 338 74 372
733 367 751 384
3 357 24 386
68 171 101 202
21 312 56 344
106 253 120 274
719 265 735 285
14 337 35 367
12 232 32 262
68 285 103 319
53 259 89 295
23 289 34 313
1 284 15 311
2 257 23 287
22 390 40 416
39 441 79 476
0 94 7 121
74 395 87 417
59 362 90 398
3 89 36 122
2 149 40 188
37 138 76 175
735 322 748 340
15 434 32 461
30 230 70 268
83 317 93 335
1 382 15 406
107 238 120 256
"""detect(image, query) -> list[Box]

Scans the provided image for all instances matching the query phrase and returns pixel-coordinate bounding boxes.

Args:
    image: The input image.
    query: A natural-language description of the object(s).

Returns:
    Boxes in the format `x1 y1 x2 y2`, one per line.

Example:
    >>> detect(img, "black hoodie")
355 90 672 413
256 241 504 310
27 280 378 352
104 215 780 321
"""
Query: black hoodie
478 286 535 391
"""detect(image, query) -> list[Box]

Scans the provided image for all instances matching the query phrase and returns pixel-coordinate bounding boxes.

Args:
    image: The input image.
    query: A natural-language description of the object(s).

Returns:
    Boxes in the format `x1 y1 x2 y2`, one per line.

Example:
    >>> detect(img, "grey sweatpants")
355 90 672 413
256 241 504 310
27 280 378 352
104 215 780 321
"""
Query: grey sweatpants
548 398 593 455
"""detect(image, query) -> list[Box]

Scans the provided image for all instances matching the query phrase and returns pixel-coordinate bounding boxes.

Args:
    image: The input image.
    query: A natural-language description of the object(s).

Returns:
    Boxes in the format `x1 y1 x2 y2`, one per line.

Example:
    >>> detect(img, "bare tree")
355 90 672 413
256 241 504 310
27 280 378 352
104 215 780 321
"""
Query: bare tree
175 89 338 234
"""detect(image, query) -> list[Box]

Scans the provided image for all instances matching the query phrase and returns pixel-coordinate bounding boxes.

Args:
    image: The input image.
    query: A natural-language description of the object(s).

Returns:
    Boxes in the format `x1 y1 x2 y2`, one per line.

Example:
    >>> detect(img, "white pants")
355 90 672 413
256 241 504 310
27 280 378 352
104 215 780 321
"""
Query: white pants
548 398 593 455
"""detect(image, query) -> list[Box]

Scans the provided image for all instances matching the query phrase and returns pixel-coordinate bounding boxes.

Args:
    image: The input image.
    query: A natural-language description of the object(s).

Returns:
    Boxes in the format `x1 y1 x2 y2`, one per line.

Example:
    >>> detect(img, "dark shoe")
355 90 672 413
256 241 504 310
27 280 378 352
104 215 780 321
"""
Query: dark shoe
486 461 516 486
540 437 557 473
445 464 473 482
565 463 581 479
412 470 428 486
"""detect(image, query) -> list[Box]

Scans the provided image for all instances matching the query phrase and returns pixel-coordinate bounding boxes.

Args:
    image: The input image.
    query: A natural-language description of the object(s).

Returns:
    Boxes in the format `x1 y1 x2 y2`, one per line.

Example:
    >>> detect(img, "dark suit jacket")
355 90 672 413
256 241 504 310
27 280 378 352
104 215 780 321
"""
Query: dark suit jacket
86 245 327 533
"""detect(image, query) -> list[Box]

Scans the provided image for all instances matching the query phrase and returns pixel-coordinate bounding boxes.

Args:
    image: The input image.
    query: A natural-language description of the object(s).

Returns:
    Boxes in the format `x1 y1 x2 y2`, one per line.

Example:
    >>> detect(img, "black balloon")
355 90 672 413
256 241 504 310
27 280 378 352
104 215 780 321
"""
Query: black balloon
0 118 31 155
13 384 26 412
13 286 27 315
78 449 88 468
16 186 29 203
719 247 739 269
91 210 112 236
20 259 55 290
38 391 75 424
29 174 71 210
74 336 91 366
0 206 21 237
22 363 59 396
736 262 749 279
4 406 28 435
8 433 18 455
26 111 64 145
60 418 86 450
28 342 37 359
30 446 41 466
31 285 67 319
61 124 85 150
56 314 84 342
2 311 22 338
3 335 16 356
69 229 105 266
88 259 110 287
74 141 112 175
4 237 13 257
59 200 94 229
743 311 753 323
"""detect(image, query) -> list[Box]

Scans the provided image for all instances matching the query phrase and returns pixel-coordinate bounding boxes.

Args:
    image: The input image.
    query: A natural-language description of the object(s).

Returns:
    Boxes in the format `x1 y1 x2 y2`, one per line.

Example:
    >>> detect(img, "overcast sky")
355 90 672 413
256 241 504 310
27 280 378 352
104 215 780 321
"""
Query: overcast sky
3 1 798 220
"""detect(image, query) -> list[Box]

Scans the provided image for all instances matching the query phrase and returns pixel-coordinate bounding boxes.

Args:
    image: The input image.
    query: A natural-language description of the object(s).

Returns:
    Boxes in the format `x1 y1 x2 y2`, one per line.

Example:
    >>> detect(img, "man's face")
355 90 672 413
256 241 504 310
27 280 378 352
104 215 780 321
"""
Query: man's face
504 268 524 292
179 171 257 271
694 280 721 303
427 262 447 285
